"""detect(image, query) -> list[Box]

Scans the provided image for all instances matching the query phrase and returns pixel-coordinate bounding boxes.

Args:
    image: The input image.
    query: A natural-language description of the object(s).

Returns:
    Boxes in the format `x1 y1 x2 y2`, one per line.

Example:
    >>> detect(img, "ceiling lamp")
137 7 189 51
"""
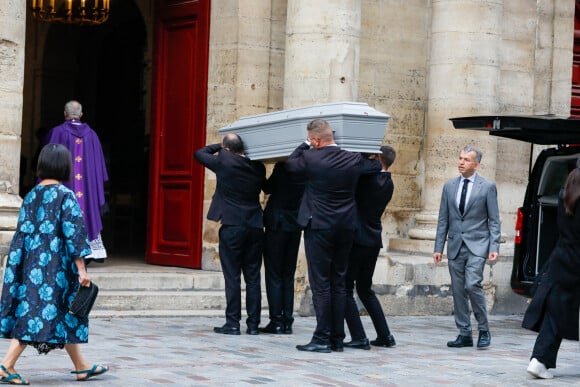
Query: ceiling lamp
31 0 110 26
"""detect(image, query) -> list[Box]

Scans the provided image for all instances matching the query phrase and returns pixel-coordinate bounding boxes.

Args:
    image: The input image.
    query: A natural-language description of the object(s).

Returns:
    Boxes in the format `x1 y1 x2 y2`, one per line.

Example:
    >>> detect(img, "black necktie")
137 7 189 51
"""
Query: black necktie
459 179 469 215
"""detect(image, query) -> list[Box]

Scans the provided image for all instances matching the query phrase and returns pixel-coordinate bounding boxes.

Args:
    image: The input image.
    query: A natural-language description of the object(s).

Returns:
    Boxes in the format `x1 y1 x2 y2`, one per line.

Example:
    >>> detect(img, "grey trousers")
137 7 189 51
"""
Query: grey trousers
448 243 489 336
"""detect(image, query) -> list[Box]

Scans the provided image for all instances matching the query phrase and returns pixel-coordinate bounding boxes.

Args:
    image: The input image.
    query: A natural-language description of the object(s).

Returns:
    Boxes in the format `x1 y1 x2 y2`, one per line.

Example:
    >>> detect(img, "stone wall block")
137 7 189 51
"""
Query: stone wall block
372 256 404 285
0 99 23 136
380 295 454 316
430 33 499 66
211 0 241 18
200 245 221 271
502 4 538 40
388 175 421 210
412 261 454 285
0 136 21 194
368 70 426 103
431 1 502 34
381 103 425 136
238 18 271 48
500 40 536 72
209 16 240 46
428 64 499 101
499 71 535 110
201 219 219 245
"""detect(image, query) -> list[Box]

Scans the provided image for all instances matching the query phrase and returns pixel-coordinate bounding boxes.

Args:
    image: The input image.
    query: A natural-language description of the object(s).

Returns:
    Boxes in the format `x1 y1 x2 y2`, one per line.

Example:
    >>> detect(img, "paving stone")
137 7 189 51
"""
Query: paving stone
1 315 578 386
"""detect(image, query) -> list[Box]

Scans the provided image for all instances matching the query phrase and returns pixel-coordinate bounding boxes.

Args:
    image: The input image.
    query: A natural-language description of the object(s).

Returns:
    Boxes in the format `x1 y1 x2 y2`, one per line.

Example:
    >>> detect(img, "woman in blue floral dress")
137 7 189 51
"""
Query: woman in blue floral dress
0 144 108 384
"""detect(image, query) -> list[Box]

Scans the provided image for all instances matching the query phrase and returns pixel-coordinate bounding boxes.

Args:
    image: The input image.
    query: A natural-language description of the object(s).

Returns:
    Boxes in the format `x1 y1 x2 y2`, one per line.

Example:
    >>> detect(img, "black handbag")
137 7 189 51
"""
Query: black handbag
69 282 99 318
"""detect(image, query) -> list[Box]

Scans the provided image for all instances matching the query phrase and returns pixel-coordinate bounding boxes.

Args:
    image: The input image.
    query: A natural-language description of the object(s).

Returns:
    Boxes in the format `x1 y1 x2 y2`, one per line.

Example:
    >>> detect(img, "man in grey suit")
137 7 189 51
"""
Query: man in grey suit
433 146 500 349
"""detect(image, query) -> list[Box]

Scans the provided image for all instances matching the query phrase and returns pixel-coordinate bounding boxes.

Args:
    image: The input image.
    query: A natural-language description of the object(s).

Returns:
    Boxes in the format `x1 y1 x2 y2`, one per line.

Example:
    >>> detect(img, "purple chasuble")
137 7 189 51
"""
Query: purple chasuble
45 119 109 241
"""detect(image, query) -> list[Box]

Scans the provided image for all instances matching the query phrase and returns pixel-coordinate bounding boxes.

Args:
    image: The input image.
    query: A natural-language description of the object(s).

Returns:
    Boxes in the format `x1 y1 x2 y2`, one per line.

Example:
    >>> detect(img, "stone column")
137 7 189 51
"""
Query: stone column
0 3 26 259
399 0 502 253
283 0 362 108
283 0 362 315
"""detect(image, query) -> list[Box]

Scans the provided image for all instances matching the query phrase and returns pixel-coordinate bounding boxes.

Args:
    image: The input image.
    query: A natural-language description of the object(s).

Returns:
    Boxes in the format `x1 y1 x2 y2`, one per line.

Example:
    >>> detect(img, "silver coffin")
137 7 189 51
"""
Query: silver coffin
218 102 390 161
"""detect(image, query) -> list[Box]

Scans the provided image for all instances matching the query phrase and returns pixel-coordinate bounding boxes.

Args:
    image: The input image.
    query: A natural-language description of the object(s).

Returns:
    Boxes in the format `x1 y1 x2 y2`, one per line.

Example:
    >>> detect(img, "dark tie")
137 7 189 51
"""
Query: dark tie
459 179 469 215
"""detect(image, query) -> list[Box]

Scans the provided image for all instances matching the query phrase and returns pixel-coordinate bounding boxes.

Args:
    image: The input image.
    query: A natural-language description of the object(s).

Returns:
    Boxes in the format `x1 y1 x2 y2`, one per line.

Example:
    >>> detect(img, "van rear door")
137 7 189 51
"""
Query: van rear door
450 115 580 144
450 115 580 296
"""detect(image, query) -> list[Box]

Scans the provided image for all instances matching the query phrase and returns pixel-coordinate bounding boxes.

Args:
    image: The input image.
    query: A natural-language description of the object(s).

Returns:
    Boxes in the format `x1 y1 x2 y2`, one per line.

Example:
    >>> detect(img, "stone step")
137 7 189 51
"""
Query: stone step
86 261 272 317
95 290 226 311
89 271 226 291
90 309 226 318
86 255 402 317
92 288 268 317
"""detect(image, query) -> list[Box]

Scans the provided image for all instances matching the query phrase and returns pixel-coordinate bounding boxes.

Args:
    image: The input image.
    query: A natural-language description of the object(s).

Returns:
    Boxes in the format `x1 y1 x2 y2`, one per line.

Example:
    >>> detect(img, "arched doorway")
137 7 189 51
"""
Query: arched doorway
22 0 148 256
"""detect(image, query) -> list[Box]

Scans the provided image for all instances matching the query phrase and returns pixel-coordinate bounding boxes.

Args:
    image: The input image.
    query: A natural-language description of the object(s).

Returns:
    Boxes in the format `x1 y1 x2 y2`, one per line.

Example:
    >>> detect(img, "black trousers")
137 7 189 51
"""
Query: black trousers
219 225 264 329
345 244 391 341
263 228 301 326
304 227 354 345
531 290 563 369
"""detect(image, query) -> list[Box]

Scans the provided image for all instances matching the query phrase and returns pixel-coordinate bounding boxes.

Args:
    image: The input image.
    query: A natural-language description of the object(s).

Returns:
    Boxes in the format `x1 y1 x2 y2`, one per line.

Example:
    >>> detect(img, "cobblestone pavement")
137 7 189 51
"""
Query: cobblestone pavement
1 315 579 386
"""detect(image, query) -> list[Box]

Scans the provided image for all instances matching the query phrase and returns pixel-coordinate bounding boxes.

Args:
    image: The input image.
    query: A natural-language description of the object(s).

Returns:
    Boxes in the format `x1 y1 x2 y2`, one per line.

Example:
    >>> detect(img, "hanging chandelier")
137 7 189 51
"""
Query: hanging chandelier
31 0 110 26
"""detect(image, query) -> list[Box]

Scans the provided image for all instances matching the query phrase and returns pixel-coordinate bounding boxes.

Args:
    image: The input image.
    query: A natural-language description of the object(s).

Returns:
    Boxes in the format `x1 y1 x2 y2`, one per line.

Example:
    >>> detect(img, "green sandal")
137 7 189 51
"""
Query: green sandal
70 364 109 381
0 365 29 385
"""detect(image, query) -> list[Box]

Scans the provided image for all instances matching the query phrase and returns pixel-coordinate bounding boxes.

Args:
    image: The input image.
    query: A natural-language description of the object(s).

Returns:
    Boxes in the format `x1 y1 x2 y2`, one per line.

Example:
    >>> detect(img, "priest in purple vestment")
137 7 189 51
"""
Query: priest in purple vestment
45 100 109 261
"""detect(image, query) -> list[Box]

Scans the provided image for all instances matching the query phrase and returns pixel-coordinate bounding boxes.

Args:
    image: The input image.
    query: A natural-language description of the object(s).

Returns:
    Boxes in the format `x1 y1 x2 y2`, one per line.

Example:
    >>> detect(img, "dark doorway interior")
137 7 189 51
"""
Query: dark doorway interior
24 0 148 256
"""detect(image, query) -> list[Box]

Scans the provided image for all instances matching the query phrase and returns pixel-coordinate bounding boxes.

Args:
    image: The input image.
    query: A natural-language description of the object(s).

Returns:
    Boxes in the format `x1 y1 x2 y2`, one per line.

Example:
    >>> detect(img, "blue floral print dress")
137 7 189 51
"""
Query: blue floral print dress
0 184 92 354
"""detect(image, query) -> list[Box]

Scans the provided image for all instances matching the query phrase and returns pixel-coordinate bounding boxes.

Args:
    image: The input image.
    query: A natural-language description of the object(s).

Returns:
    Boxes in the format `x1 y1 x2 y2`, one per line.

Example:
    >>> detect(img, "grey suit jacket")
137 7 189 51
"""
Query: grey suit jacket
434 174 501 259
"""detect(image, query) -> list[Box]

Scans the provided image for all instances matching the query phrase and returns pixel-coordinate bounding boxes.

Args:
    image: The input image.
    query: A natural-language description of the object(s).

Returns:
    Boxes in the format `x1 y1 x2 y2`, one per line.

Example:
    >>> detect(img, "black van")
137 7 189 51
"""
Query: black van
450 115 580 297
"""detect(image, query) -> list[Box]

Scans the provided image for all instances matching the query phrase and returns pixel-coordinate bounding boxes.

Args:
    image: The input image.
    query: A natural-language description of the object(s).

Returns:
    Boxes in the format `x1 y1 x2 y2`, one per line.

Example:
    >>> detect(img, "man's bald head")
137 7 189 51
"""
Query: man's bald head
222 133 245 154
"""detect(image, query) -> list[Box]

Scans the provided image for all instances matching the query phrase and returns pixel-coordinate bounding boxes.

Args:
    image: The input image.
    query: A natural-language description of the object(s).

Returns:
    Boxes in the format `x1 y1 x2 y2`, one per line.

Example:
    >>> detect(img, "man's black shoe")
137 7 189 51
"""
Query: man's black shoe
447 334 473 348
296 341 332 353
371 334 396 348
477 330 491 349
213 325 241 335
282 323 293 334
259 322 283 334
344 338 371 350
246 327 260 335
331 342 344 352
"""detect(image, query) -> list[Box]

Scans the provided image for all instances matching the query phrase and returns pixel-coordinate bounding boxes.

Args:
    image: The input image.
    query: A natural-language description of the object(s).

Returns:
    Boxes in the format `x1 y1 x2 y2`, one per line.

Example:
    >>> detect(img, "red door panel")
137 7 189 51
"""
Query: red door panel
572 1 580 117
147 0 210 268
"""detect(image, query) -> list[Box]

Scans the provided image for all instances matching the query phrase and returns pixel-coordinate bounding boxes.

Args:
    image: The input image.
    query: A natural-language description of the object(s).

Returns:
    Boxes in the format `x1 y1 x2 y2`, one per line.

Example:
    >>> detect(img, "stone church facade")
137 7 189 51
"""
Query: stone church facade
0 0 575 314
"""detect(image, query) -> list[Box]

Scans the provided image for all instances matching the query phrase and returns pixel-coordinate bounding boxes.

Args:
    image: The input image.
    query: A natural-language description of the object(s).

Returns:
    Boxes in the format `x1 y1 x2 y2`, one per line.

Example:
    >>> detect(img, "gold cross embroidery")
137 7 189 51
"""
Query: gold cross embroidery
76 138 83 144
76 191 83 198
75 174 82 180
75 156 82 162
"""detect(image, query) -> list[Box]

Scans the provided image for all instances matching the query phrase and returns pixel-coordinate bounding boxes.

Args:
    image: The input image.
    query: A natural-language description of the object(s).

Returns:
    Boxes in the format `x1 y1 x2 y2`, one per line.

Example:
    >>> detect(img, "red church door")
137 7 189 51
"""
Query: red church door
146 0 210 268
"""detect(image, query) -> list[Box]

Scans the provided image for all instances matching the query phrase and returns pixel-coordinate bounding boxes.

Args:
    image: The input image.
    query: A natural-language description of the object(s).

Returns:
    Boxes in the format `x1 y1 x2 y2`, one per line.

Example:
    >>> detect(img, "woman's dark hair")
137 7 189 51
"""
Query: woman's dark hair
563 158 580 216
36 143 72 182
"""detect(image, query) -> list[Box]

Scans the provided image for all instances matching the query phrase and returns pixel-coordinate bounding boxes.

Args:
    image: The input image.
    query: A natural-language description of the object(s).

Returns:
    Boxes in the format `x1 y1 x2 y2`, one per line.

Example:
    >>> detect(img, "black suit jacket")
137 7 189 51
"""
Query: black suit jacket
263 162 305 232
354 171 394 248
194 143 266 228
285 143 381 230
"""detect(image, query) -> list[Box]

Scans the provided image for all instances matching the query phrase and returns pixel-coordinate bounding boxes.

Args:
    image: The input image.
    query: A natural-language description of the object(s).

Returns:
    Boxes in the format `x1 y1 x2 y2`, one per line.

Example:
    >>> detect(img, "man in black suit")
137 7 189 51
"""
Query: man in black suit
286 119 381 353
344 146 397 350
194 133 266 336
260 161 305 334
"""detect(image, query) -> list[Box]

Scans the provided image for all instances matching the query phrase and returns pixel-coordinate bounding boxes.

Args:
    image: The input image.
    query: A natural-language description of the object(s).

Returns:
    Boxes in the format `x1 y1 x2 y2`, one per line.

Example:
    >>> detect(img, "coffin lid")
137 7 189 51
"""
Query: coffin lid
220 102 389 131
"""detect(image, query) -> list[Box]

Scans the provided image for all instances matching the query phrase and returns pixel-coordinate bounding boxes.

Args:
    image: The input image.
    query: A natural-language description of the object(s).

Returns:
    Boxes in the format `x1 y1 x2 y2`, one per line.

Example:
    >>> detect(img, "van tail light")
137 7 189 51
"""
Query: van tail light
514 208 523 245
